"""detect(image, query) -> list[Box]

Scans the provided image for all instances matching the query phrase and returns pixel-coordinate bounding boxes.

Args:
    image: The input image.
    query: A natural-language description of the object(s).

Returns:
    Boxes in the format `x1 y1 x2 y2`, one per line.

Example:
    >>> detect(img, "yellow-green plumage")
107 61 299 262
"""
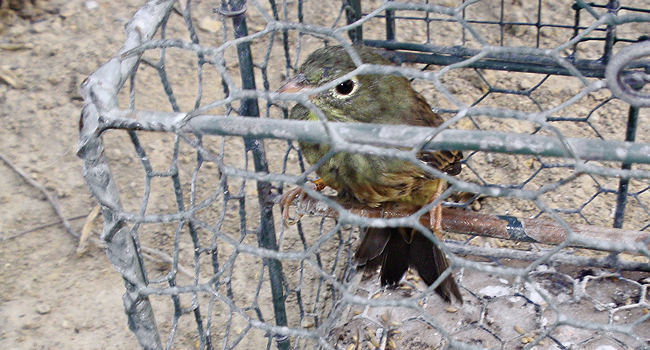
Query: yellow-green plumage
285 45 462 302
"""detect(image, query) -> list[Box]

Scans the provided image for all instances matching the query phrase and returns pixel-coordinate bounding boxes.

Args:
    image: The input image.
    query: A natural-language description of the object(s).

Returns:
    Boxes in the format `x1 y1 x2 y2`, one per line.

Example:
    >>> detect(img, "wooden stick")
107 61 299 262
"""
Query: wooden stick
0 152 79 240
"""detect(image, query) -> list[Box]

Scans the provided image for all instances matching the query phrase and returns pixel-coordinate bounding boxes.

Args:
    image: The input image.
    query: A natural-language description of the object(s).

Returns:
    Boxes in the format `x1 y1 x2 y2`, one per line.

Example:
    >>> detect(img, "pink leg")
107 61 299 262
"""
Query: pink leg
428 180 445 237
280 179 326 226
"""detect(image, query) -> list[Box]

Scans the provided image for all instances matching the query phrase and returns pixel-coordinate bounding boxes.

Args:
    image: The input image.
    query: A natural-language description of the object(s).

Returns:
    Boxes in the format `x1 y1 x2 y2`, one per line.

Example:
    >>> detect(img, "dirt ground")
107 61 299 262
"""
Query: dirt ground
0 1 147 348
0 0 648 349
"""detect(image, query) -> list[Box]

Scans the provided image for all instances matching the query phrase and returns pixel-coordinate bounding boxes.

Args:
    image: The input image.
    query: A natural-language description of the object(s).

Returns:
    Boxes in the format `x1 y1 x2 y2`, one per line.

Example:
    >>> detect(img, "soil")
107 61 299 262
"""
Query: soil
0 0 648 349
1 1 147 348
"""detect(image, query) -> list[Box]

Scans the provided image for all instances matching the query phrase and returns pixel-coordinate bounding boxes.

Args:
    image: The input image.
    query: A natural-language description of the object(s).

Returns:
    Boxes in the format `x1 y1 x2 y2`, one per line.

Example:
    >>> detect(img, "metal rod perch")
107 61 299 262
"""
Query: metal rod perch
288 195 650 265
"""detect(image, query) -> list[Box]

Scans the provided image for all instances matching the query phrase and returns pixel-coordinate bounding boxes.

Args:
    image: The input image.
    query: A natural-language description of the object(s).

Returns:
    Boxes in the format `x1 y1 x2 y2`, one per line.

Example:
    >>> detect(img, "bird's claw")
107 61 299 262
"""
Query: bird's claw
280 179 326 226
280 186 305 226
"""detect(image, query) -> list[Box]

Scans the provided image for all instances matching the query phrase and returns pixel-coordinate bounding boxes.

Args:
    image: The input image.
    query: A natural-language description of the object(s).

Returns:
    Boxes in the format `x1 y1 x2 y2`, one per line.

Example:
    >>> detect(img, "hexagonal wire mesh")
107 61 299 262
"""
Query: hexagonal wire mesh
77 0 650 349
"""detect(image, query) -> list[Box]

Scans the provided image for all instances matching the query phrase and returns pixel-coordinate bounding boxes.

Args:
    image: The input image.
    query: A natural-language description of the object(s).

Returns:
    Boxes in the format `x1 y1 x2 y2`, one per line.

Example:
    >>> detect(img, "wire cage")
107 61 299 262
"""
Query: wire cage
77 0 650 349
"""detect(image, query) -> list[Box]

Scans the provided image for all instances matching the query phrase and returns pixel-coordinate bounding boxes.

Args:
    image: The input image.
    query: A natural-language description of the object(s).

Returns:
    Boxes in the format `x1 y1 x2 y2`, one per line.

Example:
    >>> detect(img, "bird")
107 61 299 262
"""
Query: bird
278 45 463 302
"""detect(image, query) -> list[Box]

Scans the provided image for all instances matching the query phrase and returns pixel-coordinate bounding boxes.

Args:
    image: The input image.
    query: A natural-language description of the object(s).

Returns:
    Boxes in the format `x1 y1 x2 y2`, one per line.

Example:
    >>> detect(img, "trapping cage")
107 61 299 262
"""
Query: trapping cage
77 0 650 349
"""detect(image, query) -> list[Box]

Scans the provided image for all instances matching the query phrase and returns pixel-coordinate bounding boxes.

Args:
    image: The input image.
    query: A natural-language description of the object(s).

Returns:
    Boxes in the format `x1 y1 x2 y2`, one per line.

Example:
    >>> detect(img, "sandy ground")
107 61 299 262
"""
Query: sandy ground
0 1 146 348
0 0 648 349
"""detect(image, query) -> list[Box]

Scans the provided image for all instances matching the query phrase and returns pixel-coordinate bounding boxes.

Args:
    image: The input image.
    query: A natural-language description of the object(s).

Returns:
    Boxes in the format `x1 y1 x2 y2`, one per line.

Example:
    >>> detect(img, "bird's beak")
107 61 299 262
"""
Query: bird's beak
277 73 309 93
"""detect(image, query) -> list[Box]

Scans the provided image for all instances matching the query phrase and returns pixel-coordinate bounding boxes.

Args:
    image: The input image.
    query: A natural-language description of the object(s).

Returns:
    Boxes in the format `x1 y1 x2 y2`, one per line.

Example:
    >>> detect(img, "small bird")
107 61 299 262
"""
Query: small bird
279 45 462 302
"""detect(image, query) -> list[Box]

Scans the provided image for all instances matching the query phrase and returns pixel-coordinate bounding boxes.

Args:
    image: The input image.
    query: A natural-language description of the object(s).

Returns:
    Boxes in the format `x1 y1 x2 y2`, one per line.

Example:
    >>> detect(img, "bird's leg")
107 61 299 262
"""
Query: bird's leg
428 180 446 238
280 178 326 226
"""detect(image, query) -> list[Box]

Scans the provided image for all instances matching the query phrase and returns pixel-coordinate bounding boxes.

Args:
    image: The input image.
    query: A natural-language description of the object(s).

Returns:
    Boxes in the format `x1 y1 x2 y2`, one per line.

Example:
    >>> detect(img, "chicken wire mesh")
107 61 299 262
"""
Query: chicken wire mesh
76 0 650 349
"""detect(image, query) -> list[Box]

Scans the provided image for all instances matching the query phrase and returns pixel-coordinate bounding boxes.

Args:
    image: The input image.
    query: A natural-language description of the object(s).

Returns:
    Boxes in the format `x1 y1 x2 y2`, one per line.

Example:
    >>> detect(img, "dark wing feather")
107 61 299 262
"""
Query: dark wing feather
355 228 391 265
409 232 463 302
378 231 410 286
355 227 463 302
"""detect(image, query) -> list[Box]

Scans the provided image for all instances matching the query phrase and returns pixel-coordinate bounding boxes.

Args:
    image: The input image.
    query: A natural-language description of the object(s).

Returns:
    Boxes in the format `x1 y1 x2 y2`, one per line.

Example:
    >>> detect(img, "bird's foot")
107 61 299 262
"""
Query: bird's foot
280 178 326 226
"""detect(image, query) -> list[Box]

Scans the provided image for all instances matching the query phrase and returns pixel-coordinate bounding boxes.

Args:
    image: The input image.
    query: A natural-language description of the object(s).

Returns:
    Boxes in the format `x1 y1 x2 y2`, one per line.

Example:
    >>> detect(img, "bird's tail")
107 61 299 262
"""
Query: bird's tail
355 227 462 303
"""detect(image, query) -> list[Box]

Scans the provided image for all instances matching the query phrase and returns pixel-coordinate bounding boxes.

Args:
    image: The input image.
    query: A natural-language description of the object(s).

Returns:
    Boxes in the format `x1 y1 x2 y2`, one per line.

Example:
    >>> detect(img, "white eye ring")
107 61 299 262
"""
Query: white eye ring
331 77 359 99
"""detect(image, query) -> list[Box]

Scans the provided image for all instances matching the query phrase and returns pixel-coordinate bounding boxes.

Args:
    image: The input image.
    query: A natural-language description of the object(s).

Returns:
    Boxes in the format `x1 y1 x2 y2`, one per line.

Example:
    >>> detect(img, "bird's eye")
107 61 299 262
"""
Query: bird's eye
331 77 358 99
336 80 355 95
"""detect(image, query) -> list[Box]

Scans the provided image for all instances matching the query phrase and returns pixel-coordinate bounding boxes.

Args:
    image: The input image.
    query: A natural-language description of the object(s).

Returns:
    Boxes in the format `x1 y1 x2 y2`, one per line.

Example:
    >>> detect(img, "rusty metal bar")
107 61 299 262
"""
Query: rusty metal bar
290 196 650 257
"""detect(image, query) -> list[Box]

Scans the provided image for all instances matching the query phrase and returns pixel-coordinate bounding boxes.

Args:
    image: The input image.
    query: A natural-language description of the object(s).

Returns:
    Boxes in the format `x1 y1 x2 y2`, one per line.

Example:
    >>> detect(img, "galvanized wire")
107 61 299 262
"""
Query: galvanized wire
78 0 649 349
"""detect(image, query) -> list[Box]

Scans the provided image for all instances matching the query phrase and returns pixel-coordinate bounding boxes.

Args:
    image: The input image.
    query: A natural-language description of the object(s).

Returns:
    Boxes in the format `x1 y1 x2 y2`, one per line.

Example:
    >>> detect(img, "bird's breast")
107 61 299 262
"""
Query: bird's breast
298 142 439 206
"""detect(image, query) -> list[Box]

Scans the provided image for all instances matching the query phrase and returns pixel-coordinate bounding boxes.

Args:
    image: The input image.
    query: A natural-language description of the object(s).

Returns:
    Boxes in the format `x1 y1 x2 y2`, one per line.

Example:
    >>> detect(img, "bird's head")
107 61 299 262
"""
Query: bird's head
279 45 409 123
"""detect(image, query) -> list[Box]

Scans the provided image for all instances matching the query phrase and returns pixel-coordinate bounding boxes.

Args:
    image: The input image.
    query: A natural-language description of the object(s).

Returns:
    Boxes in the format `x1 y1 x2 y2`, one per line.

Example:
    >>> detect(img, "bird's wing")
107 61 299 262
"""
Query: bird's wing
409 93 463 176
417 150 463 176
355 227 391 264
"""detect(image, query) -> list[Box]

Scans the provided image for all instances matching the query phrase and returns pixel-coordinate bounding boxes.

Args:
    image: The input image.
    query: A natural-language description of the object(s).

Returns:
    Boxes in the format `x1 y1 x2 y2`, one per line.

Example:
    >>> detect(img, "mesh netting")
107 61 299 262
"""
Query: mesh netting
77 0 649 349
